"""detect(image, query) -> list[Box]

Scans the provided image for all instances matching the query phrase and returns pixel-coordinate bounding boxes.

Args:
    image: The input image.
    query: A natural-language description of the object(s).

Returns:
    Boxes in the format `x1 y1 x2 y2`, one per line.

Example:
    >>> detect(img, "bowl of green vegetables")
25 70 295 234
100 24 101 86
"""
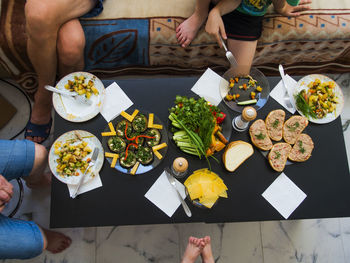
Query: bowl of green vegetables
168 95 231 164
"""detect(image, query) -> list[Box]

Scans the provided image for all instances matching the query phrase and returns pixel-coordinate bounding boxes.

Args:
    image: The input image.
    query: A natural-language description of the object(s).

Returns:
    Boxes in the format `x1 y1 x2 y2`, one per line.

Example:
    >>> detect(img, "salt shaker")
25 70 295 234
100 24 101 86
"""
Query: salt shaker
232 106 257 132
171 157 188 179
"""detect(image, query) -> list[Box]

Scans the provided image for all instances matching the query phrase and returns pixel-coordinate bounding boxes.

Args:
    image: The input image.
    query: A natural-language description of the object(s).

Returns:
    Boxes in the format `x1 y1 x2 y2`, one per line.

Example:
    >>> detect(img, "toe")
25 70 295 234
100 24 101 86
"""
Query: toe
182 39 191 48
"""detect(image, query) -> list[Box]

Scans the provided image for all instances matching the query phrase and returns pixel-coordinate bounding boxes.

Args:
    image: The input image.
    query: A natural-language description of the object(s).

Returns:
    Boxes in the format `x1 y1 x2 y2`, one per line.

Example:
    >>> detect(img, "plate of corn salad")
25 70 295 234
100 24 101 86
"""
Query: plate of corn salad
294 74 344 124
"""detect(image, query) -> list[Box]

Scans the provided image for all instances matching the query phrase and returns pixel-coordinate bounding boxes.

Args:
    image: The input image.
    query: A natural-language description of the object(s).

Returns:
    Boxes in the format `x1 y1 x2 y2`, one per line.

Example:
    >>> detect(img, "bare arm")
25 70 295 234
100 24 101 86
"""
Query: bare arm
205 0 242 47
273 0 312 17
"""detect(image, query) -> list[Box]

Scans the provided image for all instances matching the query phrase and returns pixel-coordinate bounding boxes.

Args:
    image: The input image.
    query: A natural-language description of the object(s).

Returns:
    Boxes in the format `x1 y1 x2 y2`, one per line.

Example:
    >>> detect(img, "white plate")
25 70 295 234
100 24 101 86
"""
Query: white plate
293 74 344 124
48 130 104 185
52 72 105 122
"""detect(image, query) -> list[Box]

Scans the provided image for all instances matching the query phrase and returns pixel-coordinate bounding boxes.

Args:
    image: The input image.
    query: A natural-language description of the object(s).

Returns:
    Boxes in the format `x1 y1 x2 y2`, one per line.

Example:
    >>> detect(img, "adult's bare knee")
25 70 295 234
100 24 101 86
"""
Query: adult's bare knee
25 1 59 41
31 144 48 174
57 29 85 67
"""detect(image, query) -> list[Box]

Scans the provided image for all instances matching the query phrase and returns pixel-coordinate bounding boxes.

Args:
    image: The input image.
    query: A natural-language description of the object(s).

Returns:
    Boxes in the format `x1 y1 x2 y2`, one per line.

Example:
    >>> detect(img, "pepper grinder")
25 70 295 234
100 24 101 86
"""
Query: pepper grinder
232 106 257 132
171 157 188 179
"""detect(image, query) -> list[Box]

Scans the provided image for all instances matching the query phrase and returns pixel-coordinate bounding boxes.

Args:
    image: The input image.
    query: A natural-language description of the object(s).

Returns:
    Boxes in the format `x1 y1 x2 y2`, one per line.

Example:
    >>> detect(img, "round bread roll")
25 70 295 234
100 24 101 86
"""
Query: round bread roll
265 109 285 141
268 143 292 172
288 133 314 162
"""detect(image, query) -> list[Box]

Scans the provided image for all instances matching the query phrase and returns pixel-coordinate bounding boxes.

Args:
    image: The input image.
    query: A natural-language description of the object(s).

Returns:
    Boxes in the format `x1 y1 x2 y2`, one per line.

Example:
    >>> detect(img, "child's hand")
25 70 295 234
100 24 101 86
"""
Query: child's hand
205 8 227 48
276 0 312 17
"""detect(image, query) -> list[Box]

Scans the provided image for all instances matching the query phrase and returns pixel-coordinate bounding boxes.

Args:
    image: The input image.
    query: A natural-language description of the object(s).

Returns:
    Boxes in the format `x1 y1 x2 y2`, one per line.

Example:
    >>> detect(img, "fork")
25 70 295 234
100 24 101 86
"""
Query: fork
44 85 92 106
278 64 294 110
220 36 238 68
71 147 99 198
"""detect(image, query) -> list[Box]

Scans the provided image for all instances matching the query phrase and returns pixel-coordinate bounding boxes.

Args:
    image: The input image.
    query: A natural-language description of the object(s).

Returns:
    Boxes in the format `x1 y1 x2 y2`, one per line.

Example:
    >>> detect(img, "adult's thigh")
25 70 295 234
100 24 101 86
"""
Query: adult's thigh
25 0 97 28
0 140 35 181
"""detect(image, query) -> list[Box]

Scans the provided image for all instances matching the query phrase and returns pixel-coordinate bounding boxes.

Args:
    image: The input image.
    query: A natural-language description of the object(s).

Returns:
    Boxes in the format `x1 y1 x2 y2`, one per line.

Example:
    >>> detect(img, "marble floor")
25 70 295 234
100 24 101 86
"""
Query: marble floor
1 73 350 263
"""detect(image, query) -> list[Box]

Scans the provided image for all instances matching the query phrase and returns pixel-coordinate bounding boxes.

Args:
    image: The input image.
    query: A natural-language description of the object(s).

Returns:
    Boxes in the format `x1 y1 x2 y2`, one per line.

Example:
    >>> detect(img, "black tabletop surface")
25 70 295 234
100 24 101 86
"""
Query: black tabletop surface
50 77 350 228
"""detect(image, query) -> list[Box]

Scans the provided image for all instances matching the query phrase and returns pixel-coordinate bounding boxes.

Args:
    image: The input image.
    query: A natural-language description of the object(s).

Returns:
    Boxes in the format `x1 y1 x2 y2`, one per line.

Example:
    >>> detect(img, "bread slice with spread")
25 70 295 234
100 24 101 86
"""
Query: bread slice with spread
268 143 292 172
265 109 285 141
249 119 273 151
288 133 314 162
282 116 308 145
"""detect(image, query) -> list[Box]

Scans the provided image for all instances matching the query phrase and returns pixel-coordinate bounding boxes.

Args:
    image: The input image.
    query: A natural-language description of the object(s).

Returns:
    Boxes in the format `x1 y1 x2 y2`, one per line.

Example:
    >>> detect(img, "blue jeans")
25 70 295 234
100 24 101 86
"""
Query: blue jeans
0 140 43 259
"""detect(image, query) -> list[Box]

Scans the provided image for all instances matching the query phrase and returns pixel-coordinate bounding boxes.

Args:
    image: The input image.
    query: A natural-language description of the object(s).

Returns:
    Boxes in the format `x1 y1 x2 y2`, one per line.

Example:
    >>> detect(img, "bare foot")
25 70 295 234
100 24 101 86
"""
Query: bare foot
181 236 205 263
201 236 214 263
25 172 52 189
43 228 72 254
176 11 207 48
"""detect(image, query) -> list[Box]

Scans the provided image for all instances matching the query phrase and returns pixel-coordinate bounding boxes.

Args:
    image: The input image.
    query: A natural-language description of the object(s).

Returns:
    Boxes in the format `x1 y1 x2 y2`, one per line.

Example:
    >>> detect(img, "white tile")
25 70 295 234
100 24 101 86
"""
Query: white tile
261 218 345 263
340 217 350 263
2 227 96 263
178 222 263 263
96 224 180 263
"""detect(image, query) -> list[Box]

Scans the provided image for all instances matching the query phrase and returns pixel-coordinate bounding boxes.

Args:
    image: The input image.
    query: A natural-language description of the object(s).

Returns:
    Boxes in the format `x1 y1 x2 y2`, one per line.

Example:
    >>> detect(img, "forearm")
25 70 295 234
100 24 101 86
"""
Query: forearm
212 0 242 16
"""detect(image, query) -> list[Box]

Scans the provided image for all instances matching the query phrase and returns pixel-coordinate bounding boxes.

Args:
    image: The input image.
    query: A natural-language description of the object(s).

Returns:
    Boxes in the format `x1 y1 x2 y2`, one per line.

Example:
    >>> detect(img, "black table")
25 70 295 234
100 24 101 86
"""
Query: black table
50 77 350 228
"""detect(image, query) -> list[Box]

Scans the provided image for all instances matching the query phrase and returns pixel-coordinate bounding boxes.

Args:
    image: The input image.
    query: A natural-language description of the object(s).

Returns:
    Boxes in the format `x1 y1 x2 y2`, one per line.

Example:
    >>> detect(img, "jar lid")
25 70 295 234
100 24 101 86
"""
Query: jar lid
173 157 188 173
242 106 257 121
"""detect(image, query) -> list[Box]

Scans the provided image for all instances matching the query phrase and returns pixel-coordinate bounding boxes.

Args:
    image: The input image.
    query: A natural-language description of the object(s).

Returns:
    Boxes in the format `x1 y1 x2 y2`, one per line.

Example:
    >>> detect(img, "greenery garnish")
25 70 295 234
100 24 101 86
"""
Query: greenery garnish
295 90 317 119
272 119 279 129
298 140 305 153
274 151 281 159
287 122 300 132
255 133 266 140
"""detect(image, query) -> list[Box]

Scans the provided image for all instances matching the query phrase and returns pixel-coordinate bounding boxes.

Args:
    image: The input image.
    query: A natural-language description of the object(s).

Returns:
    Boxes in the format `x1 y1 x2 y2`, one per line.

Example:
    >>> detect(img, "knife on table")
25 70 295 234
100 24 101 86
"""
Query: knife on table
164 168 192 217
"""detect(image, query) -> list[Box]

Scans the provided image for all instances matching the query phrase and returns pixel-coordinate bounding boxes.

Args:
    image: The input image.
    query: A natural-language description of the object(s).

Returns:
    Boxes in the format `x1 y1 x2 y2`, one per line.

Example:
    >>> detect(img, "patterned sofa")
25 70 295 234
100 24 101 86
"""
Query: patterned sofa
1 0 350 96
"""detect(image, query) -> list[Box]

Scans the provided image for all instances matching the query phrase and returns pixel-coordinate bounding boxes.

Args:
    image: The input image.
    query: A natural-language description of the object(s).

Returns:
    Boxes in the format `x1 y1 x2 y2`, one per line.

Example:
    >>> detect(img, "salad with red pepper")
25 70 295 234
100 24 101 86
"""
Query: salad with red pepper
169 96 228 158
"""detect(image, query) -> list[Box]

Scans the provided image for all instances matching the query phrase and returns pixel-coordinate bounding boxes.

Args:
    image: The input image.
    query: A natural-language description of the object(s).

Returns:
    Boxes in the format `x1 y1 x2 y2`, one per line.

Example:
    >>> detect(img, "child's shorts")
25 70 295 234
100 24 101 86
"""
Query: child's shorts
222 10 264 41
81 0 104 18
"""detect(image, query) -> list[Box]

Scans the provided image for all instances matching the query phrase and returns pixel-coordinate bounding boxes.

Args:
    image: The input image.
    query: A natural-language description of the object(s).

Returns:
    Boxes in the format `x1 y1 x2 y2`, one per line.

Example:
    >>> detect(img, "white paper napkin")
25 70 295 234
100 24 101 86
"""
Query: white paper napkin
100 82 133 122
191 68 229 106
270 74 297 114
68 173 102 198
262 173 307 219
145 171 186 217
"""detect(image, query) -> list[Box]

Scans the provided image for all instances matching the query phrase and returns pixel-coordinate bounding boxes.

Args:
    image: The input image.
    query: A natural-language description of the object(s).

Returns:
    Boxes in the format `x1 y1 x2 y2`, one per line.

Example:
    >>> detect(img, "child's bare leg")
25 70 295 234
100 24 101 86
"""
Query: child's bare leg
176 0 211 48
201 236 214 263
181 236 205 263
227 39 257 76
